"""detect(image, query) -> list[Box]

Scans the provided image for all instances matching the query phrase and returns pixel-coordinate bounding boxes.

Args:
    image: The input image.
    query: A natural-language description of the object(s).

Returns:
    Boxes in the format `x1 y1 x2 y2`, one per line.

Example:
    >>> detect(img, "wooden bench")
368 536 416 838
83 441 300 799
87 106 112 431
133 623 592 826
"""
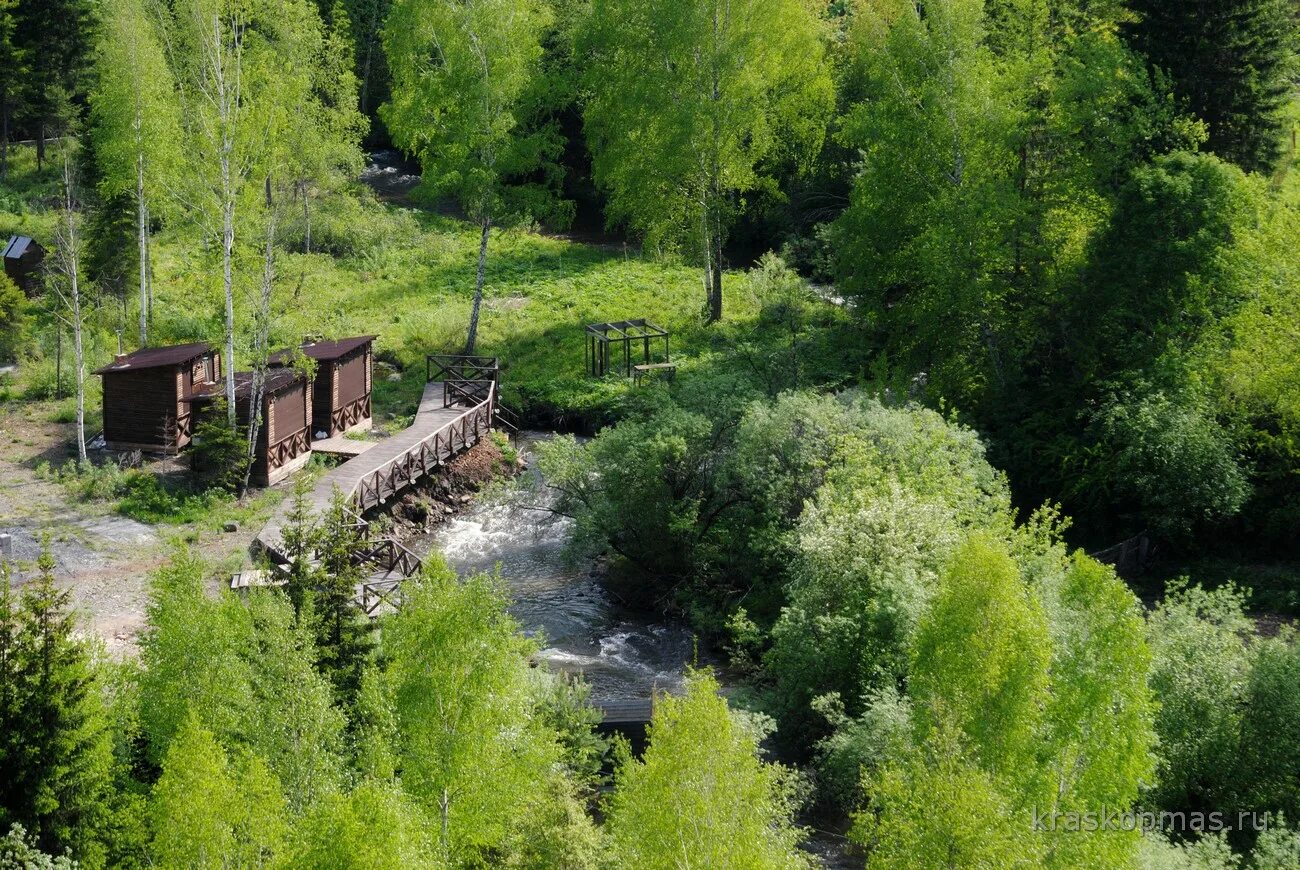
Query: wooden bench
633 362 677 386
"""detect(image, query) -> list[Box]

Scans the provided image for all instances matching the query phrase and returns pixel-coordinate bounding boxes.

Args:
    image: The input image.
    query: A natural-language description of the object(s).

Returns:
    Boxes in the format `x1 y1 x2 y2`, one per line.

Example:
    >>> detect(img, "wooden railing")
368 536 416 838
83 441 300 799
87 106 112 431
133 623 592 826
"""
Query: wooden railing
444 378 494 408
331 394 371 433
426 354 499 385
267 428 310 468
352 381 494 513
352 536 422 578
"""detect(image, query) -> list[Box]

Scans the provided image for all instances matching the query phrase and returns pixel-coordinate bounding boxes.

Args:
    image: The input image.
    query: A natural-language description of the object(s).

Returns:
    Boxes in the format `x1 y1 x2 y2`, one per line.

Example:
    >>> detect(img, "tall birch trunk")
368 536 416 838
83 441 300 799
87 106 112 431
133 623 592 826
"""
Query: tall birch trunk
56 154 87 462
466 216 490 354
221 157 236 427
136 153 150 347
243 179 277 494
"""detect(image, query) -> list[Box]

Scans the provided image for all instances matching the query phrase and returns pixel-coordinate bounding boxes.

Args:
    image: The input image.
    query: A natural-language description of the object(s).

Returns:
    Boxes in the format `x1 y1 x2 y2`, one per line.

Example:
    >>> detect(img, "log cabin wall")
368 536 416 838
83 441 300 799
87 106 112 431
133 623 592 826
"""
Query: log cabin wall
102 367 185 451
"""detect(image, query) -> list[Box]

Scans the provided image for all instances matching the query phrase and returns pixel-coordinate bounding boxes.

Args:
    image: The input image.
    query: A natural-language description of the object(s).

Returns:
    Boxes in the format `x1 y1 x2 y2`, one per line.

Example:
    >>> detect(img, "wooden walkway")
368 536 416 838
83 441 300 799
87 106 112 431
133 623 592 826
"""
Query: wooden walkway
255 380 494 563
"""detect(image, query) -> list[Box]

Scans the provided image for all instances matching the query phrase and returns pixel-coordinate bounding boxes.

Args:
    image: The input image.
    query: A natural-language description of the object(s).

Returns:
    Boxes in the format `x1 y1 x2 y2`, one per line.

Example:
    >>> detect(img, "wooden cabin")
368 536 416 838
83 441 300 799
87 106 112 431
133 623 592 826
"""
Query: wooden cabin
192 369 313 487
270 335 375 438
3 235 45 295
94 342 221 453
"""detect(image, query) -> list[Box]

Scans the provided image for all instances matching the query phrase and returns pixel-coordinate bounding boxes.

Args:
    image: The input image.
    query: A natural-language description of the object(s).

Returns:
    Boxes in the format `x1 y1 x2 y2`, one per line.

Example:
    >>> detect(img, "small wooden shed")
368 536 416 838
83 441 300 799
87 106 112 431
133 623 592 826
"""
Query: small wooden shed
94 342 221 453
270 335 375 438
3 235 45 295
192 369 313 486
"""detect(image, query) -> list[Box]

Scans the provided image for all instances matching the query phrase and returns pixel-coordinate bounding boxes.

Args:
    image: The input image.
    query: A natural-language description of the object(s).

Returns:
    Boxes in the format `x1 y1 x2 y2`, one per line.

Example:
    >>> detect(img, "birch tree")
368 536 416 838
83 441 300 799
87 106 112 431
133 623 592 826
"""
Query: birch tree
89 0 181 348
165 0 255 427
382 0 565 353
580 0 832 322
164 0 326 427
48 147 90 463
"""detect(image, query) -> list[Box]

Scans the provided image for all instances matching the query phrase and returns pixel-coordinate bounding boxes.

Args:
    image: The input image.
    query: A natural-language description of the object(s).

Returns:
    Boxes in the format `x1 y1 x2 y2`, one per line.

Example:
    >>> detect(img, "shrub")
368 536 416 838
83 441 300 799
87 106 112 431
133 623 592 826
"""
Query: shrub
190 403 251 494
0 272 29 362
1091 386 1250 541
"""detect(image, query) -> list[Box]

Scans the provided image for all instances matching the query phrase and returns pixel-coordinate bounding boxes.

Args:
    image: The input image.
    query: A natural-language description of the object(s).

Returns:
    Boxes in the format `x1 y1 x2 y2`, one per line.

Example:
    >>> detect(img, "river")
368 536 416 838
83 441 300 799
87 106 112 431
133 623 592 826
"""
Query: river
410 432 701 700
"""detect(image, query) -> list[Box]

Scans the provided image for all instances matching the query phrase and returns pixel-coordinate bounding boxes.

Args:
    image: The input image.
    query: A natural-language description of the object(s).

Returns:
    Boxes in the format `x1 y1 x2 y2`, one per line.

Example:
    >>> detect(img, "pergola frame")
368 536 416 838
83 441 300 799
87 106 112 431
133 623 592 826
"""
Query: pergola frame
585 318 670 378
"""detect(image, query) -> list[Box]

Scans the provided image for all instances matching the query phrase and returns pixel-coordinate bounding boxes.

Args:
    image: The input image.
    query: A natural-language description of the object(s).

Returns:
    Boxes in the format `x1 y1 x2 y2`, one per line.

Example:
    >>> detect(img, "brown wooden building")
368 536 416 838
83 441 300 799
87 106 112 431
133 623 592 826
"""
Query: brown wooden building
270 335 375 438
192 369 314 487
3 235 45 295
94 342 221 453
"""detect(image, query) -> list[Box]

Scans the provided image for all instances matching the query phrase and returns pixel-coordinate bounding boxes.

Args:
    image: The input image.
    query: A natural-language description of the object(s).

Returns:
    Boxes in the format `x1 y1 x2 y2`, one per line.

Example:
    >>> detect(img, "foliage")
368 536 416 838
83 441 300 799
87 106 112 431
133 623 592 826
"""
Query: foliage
290 780 437 869
1235 631 1300 823
0 547 114 867
378 559 596 865
382 0 563 228
852 725 1041 869
1083 386 1250 540
190 401 250 494
0 271 28 361
1145 582 1254 813
308 489 375 710
0 824 77 870
148 714 288 868
603 669 811 869
1126 0 1297 173
137 550 256 765
581 0 833 320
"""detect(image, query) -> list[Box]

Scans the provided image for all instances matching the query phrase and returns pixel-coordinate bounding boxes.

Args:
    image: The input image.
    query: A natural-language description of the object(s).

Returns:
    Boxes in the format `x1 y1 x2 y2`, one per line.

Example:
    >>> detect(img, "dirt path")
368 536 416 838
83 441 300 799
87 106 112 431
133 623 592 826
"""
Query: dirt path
0 401 271 656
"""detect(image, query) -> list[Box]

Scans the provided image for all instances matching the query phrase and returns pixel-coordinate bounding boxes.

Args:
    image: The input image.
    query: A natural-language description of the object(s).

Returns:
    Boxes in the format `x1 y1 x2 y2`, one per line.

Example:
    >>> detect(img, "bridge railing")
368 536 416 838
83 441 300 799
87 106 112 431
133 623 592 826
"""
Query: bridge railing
351 381 495 513
426 354 499 384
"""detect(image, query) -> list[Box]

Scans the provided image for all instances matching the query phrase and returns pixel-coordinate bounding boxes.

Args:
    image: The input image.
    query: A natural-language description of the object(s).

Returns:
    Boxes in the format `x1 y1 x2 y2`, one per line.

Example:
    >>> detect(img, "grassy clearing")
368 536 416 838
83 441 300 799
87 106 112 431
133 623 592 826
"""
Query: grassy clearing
147 202 763 424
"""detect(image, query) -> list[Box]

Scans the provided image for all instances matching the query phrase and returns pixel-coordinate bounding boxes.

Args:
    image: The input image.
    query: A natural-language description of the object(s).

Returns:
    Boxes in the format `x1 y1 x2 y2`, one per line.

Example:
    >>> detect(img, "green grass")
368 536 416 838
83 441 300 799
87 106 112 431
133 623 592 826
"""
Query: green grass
146 200 763 425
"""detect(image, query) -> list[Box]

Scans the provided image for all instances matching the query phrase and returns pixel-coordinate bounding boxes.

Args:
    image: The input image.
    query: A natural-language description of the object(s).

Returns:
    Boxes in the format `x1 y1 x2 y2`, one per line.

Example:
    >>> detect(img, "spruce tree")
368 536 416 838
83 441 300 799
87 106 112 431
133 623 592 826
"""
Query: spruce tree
12 0 94 167
312 490 374 708
1127 0 1297 173
6 545 113 863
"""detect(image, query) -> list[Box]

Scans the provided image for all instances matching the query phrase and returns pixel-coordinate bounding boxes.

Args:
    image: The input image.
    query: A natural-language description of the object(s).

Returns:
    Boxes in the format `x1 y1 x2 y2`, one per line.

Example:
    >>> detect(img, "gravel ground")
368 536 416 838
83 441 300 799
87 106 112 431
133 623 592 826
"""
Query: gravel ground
0 401 267 656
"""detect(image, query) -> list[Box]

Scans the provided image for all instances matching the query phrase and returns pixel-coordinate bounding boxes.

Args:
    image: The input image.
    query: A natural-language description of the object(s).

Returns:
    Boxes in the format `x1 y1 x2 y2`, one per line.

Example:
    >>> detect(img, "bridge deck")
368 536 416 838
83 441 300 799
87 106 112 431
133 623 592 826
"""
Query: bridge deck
255 381 490 561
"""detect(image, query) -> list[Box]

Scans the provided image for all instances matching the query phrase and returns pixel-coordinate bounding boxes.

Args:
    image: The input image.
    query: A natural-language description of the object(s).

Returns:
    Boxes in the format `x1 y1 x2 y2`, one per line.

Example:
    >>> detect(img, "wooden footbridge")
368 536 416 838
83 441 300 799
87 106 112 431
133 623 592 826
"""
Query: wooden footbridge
253 356 505 597
244 355 657 731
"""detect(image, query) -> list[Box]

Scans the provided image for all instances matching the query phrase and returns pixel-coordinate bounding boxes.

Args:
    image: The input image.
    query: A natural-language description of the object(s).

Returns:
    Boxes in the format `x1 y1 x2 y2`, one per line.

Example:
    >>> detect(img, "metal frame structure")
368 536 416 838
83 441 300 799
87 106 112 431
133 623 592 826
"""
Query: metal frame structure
585 319 670 378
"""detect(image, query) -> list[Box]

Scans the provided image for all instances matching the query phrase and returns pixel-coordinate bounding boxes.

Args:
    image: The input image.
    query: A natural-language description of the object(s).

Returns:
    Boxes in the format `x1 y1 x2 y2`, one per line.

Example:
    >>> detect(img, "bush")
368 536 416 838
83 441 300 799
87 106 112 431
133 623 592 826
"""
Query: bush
1091 386 1250 541
0 272 29 362
116 473 227 525
190 403 251 494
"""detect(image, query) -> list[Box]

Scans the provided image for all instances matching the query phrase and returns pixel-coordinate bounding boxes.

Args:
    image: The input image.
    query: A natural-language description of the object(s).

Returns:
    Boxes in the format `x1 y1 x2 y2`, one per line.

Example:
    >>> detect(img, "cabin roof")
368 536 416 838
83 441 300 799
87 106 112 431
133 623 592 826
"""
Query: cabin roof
191 369 303 401
269 335 376 365
3 236 39 260
93 341 214 374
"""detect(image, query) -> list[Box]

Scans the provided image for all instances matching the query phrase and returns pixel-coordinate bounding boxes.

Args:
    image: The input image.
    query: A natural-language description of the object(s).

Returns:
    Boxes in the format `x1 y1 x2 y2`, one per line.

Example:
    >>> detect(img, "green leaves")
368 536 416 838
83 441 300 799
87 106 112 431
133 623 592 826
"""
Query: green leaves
581 0 832 315
604 670 811 869
382 0 559 223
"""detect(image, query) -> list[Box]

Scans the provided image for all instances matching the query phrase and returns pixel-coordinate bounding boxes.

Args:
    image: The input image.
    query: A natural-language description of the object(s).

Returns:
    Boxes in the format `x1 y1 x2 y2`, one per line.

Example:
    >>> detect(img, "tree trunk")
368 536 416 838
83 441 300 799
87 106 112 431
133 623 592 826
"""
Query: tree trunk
222 160 237 428
55 330 62 400
700 206 713 317
709 225 723 323
35 124 44 169
439 787 450 856
301 180 311 254
466 217 490 354
71 275 86 463
136 154 149 347
243 180 277 495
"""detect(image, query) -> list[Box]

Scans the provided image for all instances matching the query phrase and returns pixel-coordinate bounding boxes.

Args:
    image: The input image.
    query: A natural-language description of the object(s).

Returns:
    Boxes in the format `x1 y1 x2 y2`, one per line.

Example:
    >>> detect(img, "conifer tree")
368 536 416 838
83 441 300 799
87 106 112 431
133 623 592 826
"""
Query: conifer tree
312 490 374 708
0 0 26 179
5 545 113 864
1127 0 1297 173
12 0 93 167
